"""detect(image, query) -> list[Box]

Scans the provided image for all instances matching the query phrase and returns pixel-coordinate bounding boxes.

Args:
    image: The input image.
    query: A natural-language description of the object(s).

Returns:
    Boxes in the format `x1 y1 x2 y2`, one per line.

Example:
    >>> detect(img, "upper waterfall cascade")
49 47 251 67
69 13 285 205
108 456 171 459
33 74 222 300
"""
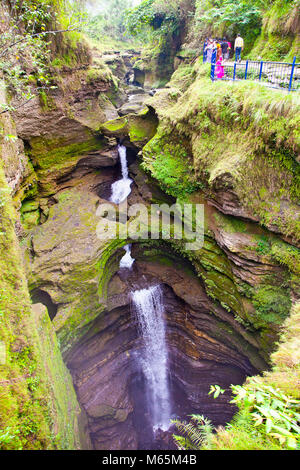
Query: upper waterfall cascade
110 145 133 204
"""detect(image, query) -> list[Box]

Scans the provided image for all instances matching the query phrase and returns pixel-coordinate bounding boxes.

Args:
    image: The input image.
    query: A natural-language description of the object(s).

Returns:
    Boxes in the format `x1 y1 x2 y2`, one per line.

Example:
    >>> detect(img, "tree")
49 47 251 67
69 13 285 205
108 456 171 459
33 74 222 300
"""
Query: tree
0 0 84 120
84 0 137 42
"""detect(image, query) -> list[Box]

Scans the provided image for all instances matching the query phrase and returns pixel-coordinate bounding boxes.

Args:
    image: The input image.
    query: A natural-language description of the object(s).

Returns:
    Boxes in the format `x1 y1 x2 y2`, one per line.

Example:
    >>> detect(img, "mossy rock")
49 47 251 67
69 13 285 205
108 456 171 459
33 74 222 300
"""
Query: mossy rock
21 209 40 230
28 188 127 354
21 199 40 214
0 164 82 450
99 108 158 148
29 136 105 171
143 65 300 241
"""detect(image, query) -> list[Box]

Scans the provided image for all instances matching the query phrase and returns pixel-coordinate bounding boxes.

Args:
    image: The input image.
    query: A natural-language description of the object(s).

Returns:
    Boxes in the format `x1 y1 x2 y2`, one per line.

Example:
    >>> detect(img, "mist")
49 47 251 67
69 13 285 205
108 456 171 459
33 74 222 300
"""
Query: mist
86 0 142 16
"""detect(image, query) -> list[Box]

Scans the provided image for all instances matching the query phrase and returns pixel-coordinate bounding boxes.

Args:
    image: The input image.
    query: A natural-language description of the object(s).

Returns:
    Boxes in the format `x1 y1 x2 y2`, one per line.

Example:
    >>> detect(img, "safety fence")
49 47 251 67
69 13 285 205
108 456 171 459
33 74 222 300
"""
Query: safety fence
211 57 299 92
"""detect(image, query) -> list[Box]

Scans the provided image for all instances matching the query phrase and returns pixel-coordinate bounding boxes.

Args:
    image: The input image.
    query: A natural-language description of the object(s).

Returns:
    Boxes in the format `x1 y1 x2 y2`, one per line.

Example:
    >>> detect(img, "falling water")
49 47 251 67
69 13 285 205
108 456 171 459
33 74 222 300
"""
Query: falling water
120 245 135 269
110 145 133 204
131 285 171 432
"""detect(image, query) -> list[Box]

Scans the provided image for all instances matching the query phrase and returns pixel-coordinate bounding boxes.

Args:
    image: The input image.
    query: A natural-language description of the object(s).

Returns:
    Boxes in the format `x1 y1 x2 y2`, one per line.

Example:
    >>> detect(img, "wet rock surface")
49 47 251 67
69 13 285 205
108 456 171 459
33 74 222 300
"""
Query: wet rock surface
25 139 278 449
16 50 296 450
65 255 261 450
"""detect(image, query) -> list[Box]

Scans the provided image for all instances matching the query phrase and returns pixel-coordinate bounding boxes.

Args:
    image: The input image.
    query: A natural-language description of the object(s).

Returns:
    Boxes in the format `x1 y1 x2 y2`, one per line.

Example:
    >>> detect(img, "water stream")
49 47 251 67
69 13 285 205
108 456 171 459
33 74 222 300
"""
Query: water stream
131 285 171 432
112 144 171 433
110 144 133 204
120 245 135 269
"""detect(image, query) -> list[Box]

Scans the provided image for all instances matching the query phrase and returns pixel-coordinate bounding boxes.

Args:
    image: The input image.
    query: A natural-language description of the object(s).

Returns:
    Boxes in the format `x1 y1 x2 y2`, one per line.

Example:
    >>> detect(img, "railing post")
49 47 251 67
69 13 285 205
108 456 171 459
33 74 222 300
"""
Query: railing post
288 56 296 92
245 60 249 80
233 62 237 81
259 61 263 81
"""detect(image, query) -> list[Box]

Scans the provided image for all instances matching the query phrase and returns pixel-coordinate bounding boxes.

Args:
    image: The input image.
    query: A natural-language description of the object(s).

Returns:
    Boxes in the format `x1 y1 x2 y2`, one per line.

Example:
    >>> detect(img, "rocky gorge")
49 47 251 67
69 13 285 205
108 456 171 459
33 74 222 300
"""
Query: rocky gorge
0 1 299 452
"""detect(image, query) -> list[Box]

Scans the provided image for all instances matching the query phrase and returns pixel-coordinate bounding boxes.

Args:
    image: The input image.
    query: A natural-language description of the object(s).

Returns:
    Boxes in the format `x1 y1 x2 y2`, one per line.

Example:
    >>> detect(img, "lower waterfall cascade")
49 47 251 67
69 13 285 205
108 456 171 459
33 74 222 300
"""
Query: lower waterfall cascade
131 285 172 433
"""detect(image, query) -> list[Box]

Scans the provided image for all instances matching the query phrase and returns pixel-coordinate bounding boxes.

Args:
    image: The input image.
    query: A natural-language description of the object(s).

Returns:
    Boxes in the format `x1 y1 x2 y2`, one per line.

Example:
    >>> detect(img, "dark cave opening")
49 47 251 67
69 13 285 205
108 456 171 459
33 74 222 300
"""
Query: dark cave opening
30 288 58 321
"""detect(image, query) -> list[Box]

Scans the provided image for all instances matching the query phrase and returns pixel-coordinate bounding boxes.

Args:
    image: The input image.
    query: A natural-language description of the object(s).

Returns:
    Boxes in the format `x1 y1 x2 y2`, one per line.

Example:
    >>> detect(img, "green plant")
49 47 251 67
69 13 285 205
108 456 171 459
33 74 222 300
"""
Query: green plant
0 0 85 120
199 0 262 37
124 0 185 44
0 427 22 450
230 380 300 449
173 379 300 450
85 0 134 42
209 384 225 398
256 236 271 255
172 414 214 450
252 284 291 326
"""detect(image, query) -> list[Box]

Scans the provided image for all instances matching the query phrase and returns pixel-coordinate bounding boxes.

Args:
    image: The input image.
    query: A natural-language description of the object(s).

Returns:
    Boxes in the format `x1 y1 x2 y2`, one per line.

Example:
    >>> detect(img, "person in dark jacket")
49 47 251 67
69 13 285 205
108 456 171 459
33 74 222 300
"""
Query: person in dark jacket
211 40 217 64
221 38 230 60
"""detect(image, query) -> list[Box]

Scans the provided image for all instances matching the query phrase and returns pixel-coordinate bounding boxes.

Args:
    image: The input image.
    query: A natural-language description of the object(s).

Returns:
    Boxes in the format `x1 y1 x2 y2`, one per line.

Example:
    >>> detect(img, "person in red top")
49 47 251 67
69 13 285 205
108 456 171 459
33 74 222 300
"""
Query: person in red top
216 47 224 79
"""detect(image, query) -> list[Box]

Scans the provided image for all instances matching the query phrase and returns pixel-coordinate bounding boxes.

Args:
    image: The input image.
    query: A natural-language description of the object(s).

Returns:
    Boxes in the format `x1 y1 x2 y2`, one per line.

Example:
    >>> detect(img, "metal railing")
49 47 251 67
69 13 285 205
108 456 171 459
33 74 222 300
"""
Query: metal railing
211 57 299 92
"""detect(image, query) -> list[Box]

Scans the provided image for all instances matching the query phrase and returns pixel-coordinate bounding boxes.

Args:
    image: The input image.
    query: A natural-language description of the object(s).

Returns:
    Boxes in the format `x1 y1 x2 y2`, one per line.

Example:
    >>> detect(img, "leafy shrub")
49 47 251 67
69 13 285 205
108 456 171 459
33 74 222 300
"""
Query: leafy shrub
230 381 300 450
173 381 300 450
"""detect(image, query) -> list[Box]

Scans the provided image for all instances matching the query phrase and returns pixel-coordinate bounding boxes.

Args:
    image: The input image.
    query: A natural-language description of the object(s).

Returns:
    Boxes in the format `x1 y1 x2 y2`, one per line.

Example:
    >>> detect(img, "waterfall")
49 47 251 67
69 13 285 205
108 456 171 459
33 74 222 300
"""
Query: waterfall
110 145 133 204
120 245 135 269
131 285 171 431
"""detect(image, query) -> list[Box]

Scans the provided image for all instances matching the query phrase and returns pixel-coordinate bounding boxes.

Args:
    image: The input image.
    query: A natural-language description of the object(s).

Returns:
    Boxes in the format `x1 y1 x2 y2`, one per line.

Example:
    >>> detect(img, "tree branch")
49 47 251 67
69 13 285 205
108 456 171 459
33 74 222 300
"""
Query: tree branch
0 86 55 115
0 27 79 59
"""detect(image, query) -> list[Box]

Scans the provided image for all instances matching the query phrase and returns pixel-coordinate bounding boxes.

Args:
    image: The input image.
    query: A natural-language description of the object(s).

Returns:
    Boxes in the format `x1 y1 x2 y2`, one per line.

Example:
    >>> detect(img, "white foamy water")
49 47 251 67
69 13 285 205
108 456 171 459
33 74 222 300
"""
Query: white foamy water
131 285 171 431
110 145 133 204
120 245 135 269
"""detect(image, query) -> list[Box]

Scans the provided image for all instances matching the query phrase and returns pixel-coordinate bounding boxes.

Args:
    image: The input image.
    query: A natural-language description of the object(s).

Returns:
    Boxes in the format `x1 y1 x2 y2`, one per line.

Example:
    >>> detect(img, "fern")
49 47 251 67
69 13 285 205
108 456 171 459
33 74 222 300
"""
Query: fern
172 415 214 450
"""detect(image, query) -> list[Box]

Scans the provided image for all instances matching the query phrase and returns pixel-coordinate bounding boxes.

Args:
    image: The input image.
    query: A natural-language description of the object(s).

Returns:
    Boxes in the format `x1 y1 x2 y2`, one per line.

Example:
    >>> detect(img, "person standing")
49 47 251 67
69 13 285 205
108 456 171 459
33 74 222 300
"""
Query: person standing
227 39 232 59
211 40 218 65
234 34 244 62
221 38 229 60
216 47 225 79
205 39 213 63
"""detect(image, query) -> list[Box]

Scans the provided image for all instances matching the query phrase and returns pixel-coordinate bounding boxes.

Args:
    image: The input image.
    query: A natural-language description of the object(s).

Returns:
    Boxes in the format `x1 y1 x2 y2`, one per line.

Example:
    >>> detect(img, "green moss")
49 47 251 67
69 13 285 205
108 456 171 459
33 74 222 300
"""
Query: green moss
100 117 128 134
250 1 300 62
21 200 39 214
86 65 117 87
55 236 127 354
100 110 158 147
213 212 248 234
144 68 300 240
142 128 203 200
270 240 300 275
252 284 292 328
39 90 56 112
21 210 41 230
31 304 82 449
129 123 150 142
0 164 81 449
29 136 104 171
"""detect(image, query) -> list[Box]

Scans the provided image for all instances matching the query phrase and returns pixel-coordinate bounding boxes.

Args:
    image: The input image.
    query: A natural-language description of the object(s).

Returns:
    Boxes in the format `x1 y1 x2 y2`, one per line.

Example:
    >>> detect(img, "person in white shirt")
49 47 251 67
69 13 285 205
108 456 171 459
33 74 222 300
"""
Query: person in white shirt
234 34 244 62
